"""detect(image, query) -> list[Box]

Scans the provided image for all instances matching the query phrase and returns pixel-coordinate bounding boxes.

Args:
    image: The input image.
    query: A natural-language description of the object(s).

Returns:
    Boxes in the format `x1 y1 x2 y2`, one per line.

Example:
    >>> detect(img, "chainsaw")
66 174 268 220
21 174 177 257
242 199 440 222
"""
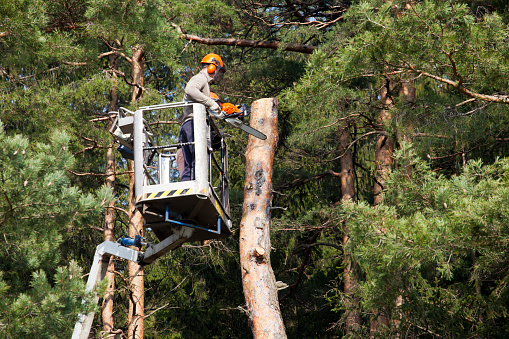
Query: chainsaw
209 101 267 140
221 102 249 119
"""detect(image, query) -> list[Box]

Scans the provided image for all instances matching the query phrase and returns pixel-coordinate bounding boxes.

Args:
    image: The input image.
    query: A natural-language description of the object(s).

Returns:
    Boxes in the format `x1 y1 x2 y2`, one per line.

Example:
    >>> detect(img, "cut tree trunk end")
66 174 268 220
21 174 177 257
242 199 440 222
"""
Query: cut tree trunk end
240 98 287 339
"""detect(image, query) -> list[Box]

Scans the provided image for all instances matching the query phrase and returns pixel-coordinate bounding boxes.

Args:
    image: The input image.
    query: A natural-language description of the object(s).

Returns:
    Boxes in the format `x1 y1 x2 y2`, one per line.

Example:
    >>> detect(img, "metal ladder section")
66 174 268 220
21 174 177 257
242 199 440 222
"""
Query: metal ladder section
71 227 195 339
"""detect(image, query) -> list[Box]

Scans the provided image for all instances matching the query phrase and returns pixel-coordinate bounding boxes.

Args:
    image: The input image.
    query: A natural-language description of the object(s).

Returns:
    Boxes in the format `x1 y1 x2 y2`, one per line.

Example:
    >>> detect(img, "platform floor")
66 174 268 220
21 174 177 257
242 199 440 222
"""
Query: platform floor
137 186 232 243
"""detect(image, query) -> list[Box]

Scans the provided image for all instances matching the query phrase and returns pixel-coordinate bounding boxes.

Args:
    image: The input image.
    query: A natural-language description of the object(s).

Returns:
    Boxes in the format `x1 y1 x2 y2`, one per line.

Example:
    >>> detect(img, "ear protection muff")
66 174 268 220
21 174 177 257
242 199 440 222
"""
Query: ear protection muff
201 54 225 75
207 63 217 74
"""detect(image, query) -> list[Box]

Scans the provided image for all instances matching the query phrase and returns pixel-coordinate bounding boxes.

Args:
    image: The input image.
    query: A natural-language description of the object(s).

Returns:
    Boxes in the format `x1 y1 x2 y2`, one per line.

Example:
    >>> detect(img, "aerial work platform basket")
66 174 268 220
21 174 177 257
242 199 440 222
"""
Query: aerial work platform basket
111 101 232 243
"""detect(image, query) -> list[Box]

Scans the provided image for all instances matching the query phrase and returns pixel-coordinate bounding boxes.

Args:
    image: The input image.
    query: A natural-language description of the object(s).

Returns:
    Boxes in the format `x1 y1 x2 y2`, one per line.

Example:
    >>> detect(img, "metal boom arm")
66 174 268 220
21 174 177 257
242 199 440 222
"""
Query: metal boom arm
72 241 141 339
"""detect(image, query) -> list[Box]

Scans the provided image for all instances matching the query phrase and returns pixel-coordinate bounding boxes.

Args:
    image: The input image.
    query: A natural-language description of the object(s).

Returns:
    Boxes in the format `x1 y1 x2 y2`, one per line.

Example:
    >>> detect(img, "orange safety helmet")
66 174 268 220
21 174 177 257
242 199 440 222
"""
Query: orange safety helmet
201 53 226 74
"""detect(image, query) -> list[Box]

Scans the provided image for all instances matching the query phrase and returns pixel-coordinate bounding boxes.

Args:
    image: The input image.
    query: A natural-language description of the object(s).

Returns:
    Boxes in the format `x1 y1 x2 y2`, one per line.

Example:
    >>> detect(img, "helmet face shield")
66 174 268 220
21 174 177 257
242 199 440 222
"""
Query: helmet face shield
213 69 225 83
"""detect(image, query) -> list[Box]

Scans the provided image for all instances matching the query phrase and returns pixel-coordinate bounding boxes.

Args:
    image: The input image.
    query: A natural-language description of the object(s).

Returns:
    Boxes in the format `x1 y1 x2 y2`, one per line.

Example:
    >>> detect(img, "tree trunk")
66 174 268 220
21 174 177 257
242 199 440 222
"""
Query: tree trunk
239 98 286 339
373 78 395 207
396 78 416 145
339 124 356 202
128 44 144 339
371 77 396 337
338 122 360 333
131 45 145 103
102 45 119 338
393 77 415 339
127 161 144 339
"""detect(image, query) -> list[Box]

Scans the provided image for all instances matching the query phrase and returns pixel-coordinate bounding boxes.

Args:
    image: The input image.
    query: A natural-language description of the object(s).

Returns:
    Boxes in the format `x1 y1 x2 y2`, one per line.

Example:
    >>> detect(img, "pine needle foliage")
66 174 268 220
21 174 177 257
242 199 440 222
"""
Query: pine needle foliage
0 125 114 338
338 143 509 337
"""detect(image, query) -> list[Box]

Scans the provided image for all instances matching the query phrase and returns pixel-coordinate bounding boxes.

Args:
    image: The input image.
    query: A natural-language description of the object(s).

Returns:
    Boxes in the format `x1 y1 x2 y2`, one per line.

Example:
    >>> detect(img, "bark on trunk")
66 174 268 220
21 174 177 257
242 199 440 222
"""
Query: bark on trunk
102 46 119 337
392 77 415 339
239 98 286 339
339 123 356 202
338 123 360 333
371 78 395 337
127 161 144 339
131 45 145 103
128 44 144 339
373 78 395 207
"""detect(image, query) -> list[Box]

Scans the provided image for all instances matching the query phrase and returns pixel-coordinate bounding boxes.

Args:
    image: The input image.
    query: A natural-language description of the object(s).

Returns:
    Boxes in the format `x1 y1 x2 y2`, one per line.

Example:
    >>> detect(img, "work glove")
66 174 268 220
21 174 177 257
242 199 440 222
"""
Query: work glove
210 101 221 113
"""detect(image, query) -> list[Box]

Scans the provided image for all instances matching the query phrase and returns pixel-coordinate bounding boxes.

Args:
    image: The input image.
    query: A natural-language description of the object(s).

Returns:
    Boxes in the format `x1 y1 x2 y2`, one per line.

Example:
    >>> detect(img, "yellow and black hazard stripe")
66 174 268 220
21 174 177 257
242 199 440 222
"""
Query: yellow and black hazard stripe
210 194 231 225
143 188 192 200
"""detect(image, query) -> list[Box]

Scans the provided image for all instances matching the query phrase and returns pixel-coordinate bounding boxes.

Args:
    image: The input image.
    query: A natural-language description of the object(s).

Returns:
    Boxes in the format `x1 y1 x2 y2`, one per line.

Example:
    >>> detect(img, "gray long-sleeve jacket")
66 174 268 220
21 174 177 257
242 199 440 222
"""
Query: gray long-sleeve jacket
181 69 218 123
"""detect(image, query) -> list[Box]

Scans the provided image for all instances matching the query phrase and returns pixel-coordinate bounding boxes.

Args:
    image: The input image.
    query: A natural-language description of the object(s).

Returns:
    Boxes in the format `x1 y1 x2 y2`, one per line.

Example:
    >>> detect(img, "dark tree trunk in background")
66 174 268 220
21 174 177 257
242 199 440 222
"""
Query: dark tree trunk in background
373 78 396 207
371 77 396 337
339 122 361 333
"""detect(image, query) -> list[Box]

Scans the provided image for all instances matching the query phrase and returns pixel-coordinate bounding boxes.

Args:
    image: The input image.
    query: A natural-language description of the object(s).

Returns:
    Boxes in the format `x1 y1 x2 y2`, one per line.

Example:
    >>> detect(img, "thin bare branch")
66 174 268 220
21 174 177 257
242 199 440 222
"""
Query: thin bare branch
426 144 485 161
67 169 133 177
413 68 509 103
170 23 317 54
103 68 148 92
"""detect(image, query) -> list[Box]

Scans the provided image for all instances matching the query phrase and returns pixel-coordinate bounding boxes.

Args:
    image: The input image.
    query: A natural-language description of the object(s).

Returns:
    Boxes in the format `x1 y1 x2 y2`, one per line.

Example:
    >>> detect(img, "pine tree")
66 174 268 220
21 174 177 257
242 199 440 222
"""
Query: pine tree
0 126 113 338
342 143 509 337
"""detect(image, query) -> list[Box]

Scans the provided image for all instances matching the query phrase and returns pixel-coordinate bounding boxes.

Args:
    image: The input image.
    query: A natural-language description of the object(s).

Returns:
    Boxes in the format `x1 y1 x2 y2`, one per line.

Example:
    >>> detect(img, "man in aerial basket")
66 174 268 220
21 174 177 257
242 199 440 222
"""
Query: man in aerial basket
179 53 266 181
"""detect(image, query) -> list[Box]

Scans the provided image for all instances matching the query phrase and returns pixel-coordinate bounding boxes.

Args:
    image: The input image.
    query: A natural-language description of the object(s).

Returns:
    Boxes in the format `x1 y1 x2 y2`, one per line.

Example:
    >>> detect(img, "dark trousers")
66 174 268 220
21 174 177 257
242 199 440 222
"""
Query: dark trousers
179 120 194 181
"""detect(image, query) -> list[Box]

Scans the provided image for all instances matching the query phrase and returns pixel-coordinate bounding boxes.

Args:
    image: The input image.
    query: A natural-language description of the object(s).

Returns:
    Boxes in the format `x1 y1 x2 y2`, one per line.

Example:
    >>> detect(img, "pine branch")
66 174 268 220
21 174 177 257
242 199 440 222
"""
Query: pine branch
412 67 509 104
148 121 179 126
144 303 182 319
238 0 348 30
243 8 344 30
309 114 362 134
62 61 88 66
90 116 115 122
98 49 133 65
414 133 451 139
296 242 343 251
111 206 129 217
170 23 317 54
74 137 109 156
326 130 386 163
67 169 133 177
426 144 486 161
89 226 105 232
103 68 147 92
4 64 85 82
